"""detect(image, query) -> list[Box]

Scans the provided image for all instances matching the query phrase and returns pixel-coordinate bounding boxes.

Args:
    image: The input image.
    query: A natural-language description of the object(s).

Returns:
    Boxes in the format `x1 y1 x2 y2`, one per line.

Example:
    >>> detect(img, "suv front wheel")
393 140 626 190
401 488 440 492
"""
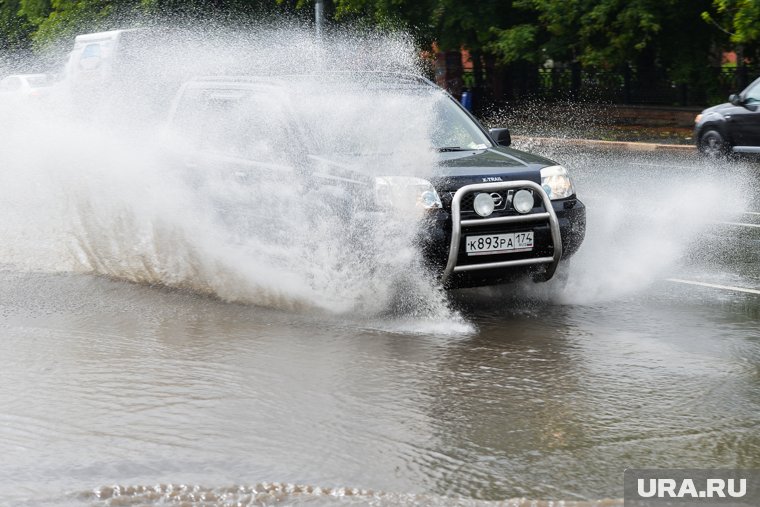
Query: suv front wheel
698 129 729 157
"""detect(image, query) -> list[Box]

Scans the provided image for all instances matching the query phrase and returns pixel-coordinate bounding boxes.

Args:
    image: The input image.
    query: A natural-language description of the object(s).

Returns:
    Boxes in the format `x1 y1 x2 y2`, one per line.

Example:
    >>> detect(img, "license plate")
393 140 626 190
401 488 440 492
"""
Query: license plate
465 232 534 255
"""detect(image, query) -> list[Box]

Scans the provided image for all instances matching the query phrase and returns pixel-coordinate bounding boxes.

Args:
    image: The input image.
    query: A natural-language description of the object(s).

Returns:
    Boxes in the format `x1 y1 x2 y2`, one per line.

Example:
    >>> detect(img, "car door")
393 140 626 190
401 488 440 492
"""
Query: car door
730 79 760 149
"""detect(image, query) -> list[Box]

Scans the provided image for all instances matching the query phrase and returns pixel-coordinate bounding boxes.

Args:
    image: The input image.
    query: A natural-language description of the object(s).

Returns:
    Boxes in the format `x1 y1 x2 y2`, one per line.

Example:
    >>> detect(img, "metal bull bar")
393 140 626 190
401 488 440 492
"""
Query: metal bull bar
441 180 563 284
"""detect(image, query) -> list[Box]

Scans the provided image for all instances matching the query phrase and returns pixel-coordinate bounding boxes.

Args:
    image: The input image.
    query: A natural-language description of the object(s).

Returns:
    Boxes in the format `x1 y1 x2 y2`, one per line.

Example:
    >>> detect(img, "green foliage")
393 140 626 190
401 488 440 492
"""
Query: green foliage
322 0 717 71
0 0 34 51
489 24 538 64
703 0 760 45
19 0 51 25
28 0 132 48
0 0 749 103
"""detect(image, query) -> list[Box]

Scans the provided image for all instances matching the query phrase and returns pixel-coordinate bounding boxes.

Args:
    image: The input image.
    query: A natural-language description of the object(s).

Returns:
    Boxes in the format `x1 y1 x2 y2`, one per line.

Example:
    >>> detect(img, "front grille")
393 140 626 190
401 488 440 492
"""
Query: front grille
447 190 509 215
443 189 539 215
438 180 561 285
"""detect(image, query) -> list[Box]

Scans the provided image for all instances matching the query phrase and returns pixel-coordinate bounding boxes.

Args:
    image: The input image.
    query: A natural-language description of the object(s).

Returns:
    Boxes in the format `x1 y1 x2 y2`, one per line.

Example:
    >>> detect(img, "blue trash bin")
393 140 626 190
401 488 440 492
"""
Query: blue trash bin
460 90 473 111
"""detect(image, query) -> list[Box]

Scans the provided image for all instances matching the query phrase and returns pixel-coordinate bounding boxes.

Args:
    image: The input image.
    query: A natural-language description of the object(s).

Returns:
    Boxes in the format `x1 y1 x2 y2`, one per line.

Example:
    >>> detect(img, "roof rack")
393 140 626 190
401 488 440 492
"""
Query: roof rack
187 71 436 89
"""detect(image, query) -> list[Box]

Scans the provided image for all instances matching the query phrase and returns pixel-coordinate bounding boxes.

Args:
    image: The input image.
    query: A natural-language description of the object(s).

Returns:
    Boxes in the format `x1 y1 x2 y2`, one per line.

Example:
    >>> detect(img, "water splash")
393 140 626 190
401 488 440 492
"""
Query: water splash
1 21 751 320
0 24 469 323
74 482 623 507
522 145 754 304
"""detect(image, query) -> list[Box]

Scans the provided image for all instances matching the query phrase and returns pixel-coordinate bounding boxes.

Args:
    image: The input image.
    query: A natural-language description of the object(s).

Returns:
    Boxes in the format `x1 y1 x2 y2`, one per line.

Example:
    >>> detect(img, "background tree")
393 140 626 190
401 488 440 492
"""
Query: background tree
0 0 752 105
0 0 34 64
703 0 760 46
703 0 760 63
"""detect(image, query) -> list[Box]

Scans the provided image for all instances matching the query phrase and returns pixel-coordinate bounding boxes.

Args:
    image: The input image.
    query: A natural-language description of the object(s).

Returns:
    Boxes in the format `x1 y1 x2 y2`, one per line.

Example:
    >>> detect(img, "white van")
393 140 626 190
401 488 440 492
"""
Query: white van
65 29 144 89
64 27 179 119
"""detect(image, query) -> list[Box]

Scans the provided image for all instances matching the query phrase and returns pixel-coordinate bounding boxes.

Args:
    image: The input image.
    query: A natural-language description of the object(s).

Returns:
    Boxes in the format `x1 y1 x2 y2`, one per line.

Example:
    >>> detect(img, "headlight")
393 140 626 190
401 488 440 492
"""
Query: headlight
695 113 703 123
540 165 575 200
374 176 442 211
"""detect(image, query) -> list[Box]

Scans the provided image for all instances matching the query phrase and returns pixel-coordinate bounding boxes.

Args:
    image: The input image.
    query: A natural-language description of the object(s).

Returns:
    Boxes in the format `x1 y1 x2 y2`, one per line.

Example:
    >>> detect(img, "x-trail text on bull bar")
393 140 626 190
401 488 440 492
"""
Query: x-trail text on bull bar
164 73 586 288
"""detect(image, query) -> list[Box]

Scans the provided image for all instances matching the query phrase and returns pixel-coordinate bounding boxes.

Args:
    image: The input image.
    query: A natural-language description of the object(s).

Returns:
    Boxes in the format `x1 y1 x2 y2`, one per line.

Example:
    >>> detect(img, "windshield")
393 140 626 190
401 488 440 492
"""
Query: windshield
292 86 492 155
429 95 492 150
170 82 492 167
745 80 760 105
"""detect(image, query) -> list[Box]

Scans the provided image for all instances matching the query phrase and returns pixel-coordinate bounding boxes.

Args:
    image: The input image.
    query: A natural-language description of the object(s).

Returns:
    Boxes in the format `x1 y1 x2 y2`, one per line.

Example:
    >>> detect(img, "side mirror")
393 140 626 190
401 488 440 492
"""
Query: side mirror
729 93 742 106
489 128 511 147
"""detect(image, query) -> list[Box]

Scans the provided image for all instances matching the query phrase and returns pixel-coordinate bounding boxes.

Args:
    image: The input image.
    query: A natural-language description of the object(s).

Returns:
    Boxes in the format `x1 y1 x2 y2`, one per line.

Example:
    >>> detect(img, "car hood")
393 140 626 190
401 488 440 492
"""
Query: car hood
701 102 732 115
308 146 556 188
432 146 555 189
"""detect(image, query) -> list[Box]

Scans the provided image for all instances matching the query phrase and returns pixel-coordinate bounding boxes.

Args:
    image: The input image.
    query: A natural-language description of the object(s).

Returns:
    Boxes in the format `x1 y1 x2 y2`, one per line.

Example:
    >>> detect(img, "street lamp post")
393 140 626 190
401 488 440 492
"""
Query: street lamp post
315 0 324 39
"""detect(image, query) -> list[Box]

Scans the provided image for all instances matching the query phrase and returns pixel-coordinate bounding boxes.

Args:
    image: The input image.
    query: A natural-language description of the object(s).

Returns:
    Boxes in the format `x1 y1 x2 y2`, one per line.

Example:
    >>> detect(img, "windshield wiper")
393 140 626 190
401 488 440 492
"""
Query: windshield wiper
437 146 471 152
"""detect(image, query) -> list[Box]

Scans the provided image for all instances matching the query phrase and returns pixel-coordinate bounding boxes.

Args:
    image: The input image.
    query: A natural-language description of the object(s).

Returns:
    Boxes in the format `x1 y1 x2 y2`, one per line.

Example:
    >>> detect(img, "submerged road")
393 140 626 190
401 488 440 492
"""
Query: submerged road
1 148 759 506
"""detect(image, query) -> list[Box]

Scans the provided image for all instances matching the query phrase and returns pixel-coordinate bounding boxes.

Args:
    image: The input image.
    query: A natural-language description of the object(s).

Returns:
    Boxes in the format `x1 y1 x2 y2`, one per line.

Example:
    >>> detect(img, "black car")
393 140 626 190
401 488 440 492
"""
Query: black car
165 73 586 288
695 76 760 156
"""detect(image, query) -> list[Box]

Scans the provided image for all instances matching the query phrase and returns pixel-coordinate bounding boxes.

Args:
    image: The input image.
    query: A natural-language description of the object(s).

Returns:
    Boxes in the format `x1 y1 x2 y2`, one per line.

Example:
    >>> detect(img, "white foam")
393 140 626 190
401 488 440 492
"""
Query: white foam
0 25 460 322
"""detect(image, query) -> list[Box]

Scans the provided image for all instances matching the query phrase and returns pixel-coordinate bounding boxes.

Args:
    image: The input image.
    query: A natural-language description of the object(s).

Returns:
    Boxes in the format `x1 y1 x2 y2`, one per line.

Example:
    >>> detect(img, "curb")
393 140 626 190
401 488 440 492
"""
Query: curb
512 136 695 152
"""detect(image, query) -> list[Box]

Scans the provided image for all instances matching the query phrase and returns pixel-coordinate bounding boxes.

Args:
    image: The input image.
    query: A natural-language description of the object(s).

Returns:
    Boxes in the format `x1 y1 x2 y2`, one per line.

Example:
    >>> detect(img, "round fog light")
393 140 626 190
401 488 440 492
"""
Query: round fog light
473 192 495 217
513 189 534 214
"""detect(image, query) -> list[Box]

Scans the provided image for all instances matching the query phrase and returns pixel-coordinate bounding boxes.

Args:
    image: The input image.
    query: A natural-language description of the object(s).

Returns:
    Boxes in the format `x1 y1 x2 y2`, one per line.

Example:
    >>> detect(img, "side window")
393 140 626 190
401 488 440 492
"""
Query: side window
79 43 102 70
202 96 285 163
745 82 760 104
81 43 101 59
199 97 241 155
170 88 208 147
170 87 288 164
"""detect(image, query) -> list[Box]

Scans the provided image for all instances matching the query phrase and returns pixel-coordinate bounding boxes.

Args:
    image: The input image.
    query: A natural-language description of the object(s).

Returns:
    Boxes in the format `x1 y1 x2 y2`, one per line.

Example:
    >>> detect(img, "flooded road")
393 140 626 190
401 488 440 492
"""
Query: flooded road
2 148 759 506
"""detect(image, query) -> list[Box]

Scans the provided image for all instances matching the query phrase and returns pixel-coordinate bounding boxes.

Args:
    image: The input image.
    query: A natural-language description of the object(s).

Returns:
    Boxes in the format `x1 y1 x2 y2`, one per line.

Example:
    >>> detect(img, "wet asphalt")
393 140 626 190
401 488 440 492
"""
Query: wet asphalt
1 147 758 506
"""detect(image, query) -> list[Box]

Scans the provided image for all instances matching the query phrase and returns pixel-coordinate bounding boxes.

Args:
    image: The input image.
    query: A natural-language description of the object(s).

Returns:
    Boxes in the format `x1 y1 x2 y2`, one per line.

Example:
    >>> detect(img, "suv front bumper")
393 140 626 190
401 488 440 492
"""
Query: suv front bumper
420 182 586 288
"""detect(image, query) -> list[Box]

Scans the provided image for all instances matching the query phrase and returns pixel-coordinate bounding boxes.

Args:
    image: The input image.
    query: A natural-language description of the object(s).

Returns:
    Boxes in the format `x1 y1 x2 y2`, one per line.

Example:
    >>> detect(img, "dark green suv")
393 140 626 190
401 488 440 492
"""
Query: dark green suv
166 73 586 287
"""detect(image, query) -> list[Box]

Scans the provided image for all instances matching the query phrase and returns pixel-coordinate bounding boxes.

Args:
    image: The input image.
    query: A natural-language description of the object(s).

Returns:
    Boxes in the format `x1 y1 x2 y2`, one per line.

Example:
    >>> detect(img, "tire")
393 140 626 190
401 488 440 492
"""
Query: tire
698 129 729 157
